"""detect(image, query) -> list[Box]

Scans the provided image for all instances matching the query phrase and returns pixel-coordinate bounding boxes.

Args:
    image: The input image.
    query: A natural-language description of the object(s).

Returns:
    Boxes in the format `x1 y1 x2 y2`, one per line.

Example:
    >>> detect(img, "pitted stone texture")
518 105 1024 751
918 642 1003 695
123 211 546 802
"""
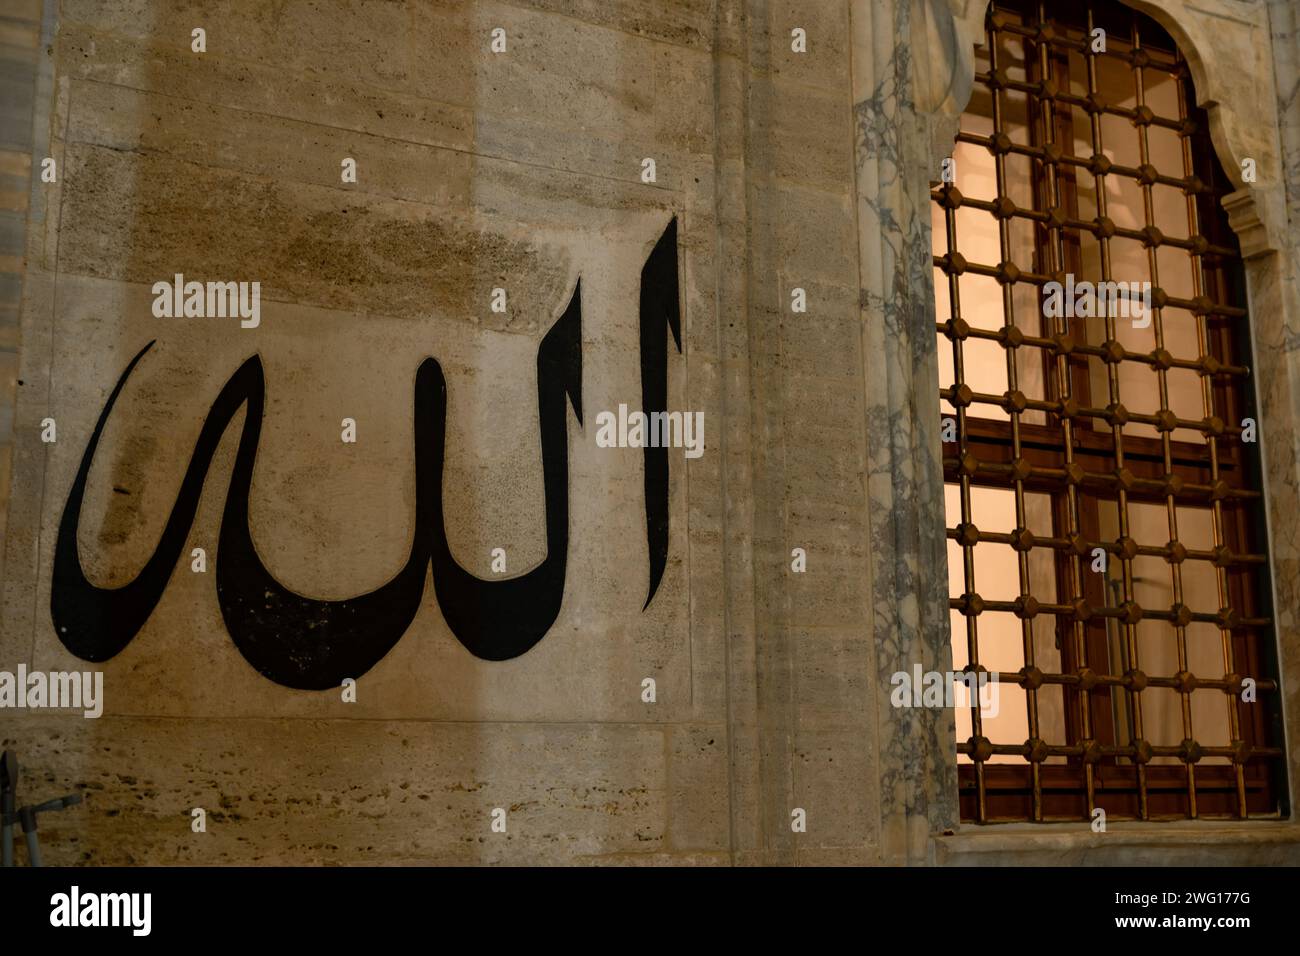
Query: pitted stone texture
3 715 689 865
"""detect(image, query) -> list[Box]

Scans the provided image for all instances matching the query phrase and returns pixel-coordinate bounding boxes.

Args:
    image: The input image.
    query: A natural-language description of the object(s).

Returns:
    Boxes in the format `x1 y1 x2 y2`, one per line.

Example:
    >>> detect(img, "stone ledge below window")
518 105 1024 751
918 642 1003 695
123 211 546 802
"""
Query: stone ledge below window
933 821 1300 866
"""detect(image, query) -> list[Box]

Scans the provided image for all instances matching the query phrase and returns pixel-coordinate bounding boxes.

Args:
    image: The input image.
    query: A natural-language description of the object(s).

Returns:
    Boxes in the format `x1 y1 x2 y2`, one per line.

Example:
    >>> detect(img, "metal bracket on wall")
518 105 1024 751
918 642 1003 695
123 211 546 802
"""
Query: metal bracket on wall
0 750 82 867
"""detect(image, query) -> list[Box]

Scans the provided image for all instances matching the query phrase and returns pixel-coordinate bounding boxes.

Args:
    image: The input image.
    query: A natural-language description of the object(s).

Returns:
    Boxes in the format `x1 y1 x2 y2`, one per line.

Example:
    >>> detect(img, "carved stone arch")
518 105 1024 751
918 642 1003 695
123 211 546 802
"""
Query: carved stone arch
927 0 1287 255
907 0 978 158
1118 0 1286 257
923 1 993 147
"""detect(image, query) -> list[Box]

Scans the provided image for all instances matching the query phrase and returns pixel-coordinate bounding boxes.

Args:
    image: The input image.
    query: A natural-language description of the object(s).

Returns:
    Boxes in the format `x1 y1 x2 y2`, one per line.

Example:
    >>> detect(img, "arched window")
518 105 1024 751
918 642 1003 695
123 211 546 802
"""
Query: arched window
932 0 1287 823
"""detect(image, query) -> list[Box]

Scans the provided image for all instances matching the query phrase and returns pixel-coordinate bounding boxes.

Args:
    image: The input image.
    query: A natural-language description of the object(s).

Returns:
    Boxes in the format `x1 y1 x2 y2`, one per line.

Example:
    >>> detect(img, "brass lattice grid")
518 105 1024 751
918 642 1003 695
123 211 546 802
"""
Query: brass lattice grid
932 0 1286 824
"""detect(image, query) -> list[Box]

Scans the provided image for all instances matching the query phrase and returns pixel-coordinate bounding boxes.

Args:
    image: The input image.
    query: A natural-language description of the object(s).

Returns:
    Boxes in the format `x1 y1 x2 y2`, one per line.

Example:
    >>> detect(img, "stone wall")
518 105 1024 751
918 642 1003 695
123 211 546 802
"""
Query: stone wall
0 1 50 624
0 0 880 865
1 0 1298 867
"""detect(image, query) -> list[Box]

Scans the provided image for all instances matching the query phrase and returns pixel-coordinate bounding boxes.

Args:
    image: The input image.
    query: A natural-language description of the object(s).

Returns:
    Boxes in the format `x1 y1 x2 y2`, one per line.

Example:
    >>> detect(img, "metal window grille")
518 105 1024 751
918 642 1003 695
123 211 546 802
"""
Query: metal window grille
932 0 1287 823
